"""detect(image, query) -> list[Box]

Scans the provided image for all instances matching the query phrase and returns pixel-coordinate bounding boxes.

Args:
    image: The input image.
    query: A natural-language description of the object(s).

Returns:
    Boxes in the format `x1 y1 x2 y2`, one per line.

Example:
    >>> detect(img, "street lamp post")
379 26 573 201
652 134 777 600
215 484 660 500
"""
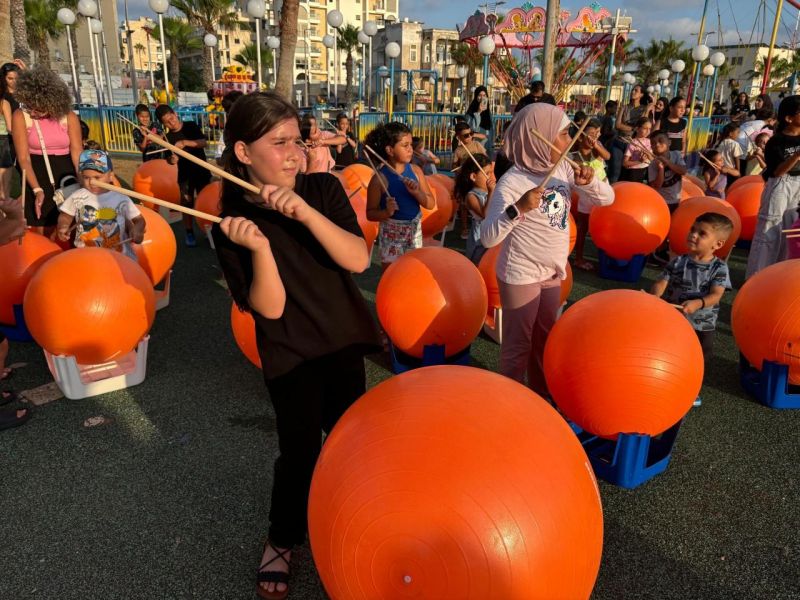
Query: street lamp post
707 51 726 116
364 20 377 109
358 29 369 106
149 0 171 105
77 1 103 105
327 10 344 106
246 0 265 89
478 35 495 86
671 59 686 98
57 8 82 104
456 65 468 112
94 0 115 105
377 65 388 110
686 44 709 149
90 18 109 104
204 34 218 82
702 63 715 111
123 0 138 106
385 41 401 118
267 36 280 89
322 34 335 101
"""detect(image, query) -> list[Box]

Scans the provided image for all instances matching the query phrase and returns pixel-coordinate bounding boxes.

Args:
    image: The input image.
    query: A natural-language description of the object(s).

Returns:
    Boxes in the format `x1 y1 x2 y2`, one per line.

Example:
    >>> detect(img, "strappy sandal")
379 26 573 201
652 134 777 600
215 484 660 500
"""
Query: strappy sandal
256 542 291 600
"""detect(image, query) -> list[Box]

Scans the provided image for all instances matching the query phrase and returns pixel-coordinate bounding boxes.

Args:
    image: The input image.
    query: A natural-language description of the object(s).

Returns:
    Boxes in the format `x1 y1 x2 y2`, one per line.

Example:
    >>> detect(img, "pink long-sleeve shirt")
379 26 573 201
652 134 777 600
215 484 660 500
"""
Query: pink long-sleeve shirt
481 163 615 285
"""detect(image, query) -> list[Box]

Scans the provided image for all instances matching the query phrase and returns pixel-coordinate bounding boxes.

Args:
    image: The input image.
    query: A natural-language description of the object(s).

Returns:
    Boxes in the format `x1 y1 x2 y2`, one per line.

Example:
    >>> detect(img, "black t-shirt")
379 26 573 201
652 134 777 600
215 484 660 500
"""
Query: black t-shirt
660 117 687 152
211 173 382 379
165 121 209 182
335 133 357 167
514 92 557 113
763 132 800 179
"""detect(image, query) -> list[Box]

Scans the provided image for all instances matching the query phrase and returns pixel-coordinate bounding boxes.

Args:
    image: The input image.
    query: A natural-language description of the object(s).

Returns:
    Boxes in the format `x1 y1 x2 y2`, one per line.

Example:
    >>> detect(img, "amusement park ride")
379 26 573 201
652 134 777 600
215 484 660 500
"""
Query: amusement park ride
459 1 631 103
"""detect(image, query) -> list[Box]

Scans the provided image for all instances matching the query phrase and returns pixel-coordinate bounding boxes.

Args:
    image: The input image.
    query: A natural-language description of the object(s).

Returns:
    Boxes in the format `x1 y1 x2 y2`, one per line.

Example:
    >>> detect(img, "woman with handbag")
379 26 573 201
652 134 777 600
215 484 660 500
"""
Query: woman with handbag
11 67 82 235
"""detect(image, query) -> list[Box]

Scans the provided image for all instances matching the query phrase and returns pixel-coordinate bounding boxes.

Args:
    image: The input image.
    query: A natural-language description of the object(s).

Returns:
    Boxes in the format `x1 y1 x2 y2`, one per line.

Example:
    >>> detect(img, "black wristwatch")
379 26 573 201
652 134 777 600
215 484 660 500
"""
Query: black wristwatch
505 204 521 221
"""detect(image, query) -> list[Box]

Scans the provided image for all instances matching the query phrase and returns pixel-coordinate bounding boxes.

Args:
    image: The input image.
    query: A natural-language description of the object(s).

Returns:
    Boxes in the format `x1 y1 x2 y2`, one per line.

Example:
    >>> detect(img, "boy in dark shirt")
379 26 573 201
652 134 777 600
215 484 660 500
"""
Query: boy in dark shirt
155 104 210 246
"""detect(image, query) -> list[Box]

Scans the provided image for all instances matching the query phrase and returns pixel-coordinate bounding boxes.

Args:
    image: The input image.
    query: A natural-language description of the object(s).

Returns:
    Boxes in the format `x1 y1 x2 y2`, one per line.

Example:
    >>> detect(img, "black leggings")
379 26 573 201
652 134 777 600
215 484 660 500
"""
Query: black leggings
264 346 367 548
697 330 714 362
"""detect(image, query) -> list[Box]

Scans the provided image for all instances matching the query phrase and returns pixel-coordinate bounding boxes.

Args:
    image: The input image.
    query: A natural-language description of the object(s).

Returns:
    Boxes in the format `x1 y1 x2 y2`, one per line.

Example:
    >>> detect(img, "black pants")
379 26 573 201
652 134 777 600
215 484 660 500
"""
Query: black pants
697 329 714 362
264 346 367 548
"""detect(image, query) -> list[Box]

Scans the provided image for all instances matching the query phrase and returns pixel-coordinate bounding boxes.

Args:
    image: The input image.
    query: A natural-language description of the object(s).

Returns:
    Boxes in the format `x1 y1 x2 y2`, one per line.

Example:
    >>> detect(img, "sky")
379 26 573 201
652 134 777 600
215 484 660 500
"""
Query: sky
119 0 795 49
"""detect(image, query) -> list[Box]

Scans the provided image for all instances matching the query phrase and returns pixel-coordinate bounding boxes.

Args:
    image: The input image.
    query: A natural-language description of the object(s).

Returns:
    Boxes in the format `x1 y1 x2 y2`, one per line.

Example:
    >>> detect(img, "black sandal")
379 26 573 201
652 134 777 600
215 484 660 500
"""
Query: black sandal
0 407 29 431
255 542 291 600
0 389 18 407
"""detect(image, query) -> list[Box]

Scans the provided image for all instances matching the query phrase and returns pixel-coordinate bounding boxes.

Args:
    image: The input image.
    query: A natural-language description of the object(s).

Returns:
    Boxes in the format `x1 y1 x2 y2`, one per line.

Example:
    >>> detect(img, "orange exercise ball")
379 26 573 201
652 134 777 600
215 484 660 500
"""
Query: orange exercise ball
568 211 577 254
343 183 378 257
341 163 374 192
309 365 604 600
376 247 488 358
682 175 705 197
230 302 262 369
421 177 454 237
195 180 222 229
732 260 800 384
133 206 177 286
728 174 764 196
727 182 764 241
544 289 704 439
478 244 501 310
589 182 671 260
23 248 156 364
429 173 454 197
0 233 61 325
133 159 181 208
668 196 742 258
560 262 573 305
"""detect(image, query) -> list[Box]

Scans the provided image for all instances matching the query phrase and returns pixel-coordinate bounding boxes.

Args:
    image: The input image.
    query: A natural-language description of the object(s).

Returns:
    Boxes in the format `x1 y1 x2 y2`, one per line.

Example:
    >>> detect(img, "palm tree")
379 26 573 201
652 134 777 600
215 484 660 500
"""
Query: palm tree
134 42 146 75
592 38 634 86
450 42 482 96
171 0 242 90
746 54 796 90
154 17 202 93
0 0 12 63
233 42 272 82
275 0 299 101
24 0 68 69
337 24 360 103
629 37 687 87
10 0 30 62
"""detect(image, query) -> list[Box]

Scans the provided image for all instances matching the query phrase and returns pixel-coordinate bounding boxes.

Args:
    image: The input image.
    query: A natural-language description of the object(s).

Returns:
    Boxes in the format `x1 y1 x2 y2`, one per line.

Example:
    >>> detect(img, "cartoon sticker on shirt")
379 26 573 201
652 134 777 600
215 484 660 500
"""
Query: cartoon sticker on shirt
539 185 569 229
78 205 123 250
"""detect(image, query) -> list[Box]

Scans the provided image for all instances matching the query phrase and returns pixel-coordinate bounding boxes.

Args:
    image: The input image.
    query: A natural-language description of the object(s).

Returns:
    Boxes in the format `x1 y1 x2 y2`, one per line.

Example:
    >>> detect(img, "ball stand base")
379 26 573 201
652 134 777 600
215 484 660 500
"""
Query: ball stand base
570 420 683 489
44 336 150 400
482 306 503 344
0 304 34 342
153 270 172 311
739 354 800 409
597 250 647 283
388 341 471 374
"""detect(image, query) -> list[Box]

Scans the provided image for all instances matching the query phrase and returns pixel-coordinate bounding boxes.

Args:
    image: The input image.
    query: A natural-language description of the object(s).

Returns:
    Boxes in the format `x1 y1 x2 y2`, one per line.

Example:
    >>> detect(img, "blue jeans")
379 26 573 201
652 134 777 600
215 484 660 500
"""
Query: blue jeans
609 138 628 184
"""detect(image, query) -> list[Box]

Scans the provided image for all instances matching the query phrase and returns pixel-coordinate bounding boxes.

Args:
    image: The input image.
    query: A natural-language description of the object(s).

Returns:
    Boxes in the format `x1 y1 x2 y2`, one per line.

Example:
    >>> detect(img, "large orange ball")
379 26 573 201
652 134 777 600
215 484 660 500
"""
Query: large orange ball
133 206 177 285
341 163 374 192
421 177 454 237
568 211 576 254
668 196 742 258
344 183 378 256
24 248 156 364
589 182 671 260
544 290 704 438
732 260 800 384
429 173 454 197
376 247 488 358
133 159 180 208
309 366 604 600
195 181 222 229
478 244 502 310
682 175 705 197
0 233 61 325
728 174 764 196
728 182 764 241
230 302 261 368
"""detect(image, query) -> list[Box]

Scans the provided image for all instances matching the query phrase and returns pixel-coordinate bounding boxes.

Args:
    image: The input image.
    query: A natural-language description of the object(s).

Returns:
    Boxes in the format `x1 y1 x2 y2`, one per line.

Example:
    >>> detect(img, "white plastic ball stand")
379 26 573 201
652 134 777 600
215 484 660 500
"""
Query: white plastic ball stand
483 306 503 344
44 336 150 400
153 270 172 311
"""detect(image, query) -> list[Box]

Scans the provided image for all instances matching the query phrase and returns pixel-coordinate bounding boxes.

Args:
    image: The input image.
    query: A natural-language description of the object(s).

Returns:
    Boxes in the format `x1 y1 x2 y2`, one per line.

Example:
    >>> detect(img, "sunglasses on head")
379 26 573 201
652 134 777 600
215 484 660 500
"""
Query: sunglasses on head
461 132 473 138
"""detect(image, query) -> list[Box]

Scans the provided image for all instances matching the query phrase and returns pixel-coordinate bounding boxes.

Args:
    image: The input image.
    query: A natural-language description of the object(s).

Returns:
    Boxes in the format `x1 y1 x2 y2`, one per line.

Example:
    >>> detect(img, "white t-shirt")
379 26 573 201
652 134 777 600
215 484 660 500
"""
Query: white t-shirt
60 188 141 260
717 138 745 169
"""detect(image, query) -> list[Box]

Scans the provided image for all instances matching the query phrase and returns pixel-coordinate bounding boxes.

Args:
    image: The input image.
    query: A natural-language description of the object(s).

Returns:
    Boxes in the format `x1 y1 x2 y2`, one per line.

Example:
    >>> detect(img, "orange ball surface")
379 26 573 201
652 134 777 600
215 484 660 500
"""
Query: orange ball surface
727 174 764 196
544 289 704 438
727 182 764 241
421 177 454 237
24 248 156 364
0 233 61 325
309 365 604 600
343 183 378 257
429 173 454 197
668 196 742 258
133 206 177 285
478 244 501 310
732 260 800 384
195 181 222 229
568 211 577 254
376 247 488 358
682 175 705 198
341 163 374 192
230 302 262 369
589 182 671 260
133 159 180 208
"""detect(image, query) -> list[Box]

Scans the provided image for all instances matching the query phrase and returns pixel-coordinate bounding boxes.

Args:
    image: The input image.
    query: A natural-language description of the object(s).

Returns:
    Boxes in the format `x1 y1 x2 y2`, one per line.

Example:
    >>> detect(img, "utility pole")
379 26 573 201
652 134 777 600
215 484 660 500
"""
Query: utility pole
542 0 560 91
124 0 138 105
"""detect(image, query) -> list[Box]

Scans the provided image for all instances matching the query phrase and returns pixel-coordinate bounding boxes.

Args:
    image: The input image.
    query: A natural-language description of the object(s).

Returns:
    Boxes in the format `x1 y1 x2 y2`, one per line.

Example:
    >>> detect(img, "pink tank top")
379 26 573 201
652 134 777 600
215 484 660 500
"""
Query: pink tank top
27 116 70 156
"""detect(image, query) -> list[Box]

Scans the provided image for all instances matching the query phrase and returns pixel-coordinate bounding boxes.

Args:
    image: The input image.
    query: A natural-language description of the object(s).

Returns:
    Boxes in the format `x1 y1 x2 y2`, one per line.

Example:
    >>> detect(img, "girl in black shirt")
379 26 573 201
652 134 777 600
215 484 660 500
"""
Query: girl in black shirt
658 97 688 154
211 92 381 600
745 95 800 279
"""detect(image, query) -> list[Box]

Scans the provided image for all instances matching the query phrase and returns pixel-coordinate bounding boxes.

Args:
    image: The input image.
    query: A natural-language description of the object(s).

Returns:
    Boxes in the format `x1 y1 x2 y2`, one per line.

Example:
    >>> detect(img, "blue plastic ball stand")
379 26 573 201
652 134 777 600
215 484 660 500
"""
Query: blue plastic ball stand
739 354 800 409
388 342 471 374
597 250 647 283
0 304 34 342
571 420 684 489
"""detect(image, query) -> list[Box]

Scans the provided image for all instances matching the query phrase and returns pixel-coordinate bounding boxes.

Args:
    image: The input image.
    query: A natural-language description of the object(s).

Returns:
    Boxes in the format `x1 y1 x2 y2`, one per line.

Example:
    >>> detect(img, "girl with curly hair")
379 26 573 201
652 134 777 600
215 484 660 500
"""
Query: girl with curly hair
11 66 82 233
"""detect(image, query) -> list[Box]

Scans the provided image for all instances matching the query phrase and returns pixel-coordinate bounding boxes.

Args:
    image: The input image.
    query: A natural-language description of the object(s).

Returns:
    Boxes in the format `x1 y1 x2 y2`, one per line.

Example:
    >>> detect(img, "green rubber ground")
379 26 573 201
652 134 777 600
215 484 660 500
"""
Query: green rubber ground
1 181 798 599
